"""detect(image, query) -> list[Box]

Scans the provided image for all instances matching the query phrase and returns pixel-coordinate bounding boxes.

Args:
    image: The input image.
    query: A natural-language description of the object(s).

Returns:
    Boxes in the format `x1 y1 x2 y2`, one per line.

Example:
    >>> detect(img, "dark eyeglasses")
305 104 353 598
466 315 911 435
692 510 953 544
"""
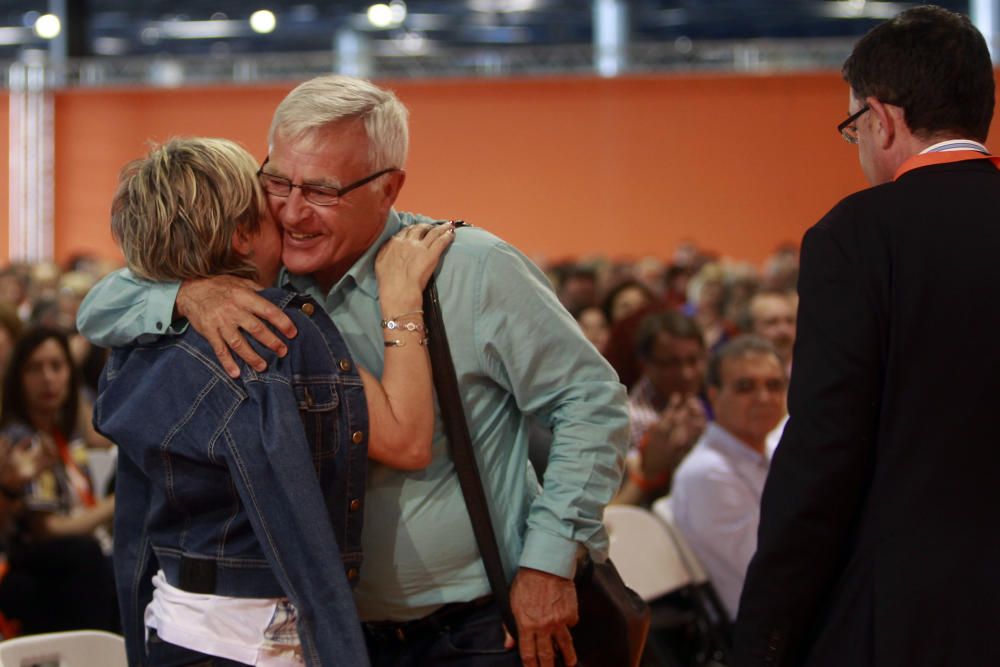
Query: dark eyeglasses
837 105 869 145
256 156 400 206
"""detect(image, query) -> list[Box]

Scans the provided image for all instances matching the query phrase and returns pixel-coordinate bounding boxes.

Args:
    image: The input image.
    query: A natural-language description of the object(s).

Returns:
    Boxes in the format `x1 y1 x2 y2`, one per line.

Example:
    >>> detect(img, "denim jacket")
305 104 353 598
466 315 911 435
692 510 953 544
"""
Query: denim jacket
95 289 370 666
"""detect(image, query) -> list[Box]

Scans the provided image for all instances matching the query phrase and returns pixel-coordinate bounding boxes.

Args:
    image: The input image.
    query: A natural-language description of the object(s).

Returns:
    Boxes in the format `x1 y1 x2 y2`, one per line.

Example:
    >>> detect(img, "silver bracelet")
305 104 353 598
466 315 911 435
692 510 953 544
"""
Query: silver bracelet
381 319 426 333
384 336 430 348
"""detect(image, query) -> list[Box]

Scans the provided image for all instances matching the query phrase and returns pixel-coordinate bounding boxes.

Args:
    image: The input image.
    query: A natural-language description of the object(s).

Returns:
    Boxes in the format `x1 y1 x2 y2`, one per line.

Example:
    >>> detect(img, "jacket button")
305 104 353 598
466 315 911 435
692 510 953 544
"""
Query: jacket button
351 431 364 444
300 302 315 316
347 567 359 581
339 359 352 372
349 498 362 512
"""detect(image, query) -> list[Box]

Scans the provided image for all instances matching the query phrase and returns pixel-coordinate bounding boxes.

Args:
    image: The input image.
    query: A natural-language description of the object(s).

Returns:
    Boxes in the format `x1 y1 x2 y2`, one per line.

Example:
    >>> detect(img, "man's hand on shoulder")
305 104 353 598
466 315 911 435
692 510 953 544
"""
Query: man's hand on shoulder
508 567 579 667
176 275 297 379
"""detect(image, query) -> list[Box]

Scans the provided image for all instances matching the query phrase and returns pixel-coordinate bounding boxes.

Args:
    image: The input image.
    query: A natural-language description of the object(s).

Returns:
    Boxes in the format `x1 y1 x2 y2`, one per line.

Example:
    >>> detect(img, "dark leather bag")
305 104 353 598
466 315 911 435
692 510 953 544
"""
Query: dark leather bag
423 277 650 667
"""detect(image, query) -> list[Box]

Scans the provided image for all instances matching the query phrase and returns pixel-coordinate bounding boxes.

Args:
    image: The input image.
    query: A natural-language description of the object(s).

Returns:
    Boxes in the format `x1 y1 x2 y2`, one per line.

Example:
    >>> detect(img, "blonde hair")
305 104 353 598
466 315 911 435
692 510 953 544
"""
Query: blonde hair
268 75 409 172
111 137 265 282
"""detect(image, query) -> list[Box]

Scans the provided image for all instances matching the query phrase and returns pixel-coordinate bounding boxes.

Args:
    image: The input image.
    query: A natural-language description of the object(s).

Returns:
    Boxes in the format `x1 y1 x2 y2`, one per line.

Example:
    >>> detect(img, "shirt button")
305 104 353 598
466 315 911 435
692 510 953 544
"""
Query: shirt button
346 567 359 582
339 359 352 372
155 321 163 331
351 431 364 444
349 498 362 512
299 302 315 316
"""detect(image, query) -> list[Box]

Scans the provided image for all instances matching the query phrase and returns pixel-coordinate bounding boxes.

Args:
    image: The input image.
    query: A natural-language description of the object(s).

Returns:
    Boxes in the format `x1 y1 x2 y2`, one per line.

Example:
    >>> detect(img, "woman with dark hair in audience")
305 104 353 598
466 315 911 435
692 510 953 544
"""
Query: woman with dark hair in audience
0 326 118 635
602 279 654 325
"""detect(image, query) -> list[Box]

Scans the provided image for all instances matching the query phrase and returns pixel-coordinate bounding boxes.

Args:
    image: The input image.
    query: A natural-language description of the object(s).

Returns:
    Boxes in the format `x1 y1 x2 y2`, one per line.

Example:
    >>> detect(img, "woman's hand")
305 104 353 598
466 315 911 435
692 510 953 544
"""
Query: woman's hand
375 222 456 313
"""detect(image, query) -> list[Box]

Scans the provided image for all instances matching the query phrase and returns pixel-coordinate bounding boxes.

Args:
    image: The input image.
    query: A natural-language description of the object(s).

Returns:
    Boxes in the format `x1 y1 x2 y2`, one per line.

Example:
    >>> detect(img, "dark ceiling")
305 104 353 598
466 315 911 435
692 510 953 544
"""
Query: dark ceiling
0 1 973 61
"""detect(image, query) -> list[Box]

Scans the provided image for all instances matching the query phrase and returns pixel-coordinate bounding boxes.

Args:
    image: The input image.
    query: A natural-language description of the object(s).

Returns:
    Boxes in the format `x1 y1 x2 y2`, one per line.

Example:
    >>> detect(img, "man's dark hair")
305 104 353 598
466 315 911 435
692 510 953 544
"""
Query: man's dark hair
842 5 995 142
706 335 783 389
634 310 704 360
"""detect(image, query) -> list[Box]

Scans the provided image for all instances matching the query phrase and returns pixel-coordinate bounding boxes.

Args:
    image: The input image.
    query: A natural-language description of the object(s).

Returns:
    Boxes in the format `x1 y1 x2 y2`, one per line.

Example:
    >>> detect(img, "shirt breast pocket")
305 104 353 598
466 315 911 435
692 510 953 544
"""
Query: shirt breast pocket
293 381 341 459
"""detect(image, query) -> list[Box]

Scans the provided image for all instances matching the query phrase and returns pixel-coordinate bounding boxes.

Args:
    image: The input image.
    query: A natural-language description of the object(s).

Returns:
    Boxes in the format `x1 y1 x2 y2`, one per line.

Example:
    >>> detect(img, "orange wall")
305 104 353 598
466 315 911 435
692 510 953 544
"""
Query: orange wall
19 73 878 265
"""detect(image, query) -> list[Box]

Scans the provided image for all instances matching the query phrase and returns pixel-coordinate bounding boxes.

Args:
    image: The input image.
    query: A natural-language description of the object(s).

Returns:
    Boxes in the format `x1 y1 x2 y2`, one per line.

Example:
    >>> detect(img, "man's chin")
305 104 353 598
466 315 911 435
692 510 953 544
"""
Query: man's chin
282 253 321 276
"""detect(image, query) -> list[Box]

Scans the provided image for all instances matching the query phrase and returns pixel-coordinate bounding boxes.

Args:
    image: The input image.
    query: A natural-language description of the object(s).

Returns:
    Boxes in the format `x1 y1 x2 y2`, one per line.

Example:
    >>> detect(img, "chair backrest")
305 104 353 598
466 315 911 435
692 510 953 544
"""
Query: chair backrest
650 496 711 583
604 503 706 601
0 630 126 667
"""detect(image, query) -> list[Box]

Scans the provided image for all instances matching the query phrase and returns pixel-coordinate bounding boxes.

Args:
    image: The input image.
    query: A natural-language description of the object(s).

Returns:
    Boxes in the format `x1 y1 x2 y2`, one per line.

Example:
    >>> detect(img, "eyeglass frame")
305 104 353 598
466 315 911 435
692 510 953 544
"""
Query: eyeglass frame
837 104 870 145
256 156 401 206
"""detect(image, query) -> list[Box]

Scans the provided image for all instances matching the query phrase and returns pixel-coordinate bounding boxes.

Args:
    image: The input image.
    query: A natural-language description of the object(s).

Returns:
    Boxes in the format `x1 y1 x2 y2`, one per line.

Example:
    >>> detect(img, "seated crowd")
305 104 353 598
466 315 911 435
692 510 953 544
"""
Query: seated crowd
0 240 798 639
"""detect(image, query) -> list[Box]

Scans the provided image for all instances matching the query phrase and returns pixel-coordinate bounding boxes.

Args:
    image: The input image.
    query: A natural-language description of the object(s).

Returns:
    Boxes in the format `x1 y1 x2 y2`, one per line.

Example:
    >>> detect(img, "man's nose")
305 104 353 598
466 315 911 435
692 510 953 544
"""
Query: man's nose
681 362 699 382
275 189 310 225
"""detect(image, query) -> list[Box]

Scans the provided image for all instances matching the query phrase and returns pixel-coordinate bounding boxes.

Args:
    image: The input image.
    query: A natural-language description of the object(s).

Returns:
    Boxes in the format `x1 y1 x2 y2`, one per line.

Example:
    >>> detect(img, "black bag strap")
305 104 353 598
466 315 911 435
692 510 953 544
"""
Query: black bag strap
422 278 519 640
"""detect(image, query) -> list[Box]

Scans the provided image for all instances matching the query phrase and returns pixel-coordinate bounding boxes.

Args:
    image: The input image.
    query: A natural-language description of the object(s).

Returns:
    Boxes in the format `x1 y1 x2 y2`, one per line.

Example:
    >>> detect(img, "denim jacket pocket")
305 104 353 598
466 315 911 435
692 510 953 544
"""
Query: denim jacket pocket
293 381 341 458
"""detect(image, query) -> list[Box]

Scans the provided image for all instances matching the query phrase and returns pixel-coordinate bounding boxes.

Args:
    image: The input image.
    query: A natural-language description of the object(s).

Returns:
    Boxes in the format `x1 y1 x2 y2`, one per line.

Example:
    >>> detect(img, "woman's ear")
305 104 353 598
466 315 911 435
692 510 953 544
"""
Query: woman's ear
231 226 252 256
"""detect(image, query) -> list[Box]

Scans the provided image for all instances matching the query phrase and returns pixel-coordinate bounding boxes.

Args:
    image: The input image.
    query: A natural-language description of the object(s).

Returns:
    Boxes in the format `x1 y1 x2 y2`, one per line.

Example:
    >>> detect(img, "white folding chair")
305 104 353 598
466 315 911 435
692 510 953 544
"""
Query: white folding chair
0 630 126 667
650 496 712 584
604 503 705 601
606 502 733 664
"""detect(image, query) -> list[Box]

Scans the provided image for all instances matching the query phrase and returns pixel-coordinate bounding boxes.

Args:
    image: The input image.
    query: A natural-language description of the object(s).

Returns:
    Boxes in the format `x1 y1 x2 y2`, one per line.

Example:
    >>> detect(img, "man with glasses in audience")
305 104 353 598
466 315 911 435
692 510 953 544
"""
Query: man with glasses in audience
734 6 1000 666
669 335 786 619
78 75 628 667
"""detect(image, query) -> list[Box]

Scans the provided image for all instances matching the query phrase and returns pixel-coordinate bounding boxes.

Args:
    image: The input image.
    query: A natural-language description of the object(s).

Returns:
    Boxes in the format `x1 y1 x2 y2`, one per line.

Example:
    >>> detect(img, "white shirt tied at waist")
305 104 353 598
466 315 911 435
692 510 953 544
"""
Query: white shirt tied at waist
145 570 304 666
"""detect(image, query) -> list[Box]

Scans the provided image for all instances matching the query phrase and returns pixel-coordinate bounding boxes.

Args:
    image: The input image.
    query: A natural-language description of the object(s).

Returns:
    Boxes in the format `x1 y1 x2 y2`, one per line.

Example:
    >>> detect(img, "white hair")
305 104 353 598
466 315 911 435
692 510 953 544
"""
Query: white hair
268 75 409 172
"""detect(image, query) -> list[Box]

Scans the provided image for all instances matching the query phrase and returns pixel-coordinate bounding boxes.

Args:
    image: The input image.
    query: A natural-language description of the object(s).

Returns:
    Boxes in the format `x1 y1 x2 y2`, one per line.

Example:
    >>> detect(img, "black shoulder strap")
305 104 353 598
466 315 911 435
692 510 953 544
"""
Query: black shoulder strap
422 279 519 640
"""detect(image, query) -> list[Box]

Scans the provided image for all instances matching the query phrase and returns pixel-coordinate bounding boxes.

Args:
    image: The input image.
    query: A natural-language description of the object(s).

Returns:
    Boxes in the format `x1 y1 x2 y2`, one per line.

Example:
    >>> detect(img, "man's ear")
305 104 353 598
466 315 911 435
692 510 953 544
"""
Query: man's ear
867 96 903 150
231 226 252 256
377 169 407 217
707 385 719 410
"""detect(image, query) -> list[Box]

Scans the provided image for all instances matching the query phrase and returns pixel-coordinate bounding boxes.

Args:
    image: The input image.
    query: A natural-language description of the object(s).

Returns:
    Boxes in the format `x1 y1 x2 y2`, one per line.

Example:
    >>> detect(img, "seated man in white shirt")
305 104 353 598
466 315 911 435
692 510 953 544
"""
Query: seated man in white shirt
668 335 787 619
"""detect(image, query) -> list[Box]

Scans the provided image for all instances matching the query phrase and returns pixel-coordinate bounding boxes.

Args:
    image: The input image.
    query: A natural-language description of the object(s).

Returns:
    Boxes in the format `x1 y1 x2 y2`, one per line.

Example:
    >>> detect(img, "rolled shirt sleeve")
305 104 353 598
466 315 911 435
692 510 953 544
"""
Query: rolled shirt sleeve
471 242 629 576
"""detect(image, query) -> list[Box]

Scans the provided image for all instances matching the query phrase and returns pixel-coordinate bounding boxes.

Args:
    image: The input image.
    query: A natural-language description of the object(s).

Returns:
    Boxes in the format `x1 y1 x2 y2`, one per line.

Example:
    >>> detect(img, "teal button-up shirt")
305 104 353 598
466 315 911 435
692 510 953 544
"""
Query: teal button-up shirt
78 210 629 621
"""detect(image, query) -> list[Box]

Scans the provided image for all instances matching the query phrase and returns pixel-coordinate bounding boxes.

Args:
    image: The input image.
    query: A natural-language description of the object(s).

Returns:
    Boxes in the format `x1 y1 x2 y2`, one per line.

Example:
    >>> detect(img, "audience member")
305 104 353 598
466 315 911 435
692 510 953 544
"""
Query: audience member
0 304 23 378
603 279 654 324
669 336 787 618
571 305 611 353
556 265 600 312
684 263 738 350
614 310 708 506
0 327 118 635
0 328 114 543
0 268 30 322
748 288 797 374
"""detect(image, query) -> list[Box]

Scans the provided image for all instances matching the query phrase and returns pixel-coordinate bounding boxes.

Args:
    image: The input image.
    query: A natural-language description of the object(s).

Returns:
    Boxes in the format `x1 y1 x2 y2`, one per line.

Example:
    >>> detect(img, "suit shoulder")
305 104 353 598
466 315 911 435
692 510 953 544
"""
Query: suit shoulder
815 182 894 232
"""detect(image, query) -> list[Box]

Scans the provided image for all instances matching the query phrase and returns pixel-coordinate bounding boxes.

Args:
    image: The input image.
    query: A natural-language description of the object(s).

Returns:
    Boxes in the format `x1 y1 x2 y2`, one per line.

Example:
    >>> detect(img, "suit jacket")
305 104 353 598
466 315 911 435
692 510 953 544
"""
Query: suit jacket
733 158 1000 667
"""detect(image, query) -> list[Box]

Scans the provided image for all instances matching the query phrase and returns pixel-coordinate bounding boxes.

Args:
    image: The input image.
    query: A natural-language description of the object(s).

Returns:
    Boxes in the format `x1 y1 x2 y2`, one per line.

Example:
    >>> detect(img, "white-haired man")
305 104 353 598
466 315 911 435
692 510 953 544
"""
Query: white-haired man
79 75 628 667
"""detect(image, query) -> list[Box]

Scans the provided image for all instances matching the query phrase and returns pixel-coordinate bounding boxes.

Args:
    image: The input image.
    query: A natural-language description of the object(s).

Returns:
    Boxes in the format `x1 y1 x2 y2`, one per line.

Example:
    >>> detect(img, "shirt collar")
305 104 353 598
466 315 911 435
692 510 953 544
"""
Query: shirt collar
279 209 402 300
920 139 989 155
703 422 769 466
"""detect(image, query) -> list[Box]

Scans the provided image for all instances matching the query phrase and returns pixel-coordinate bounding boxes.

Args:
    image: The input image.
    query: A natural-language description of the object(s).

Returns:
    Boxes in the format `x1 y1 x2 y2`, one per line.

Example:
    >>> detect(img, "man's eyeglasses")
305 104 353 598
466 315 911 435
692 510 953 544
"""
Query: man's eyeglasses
256 156 400 206
837 105 869 145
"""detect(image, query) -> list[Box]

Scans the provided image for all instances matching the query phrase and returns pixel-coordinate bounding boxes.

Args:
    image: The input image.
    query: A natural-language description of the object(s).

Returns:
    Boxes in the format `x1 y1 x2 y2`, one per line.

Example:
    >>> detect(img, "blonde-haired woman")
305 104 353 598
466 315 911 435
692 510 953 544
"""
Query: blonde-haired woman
98 137 451 666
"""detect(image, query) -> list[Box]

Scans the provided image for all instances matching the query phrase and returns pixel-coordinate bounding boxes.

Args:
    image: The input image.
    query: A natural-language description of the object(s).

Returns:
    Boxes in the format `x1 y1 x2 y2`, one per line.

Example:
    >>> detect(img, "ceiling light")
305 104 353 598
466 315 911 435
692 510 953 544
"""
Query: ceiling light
250 9 277 34
389 1 407 24
367 4 394 29
34 13 61 40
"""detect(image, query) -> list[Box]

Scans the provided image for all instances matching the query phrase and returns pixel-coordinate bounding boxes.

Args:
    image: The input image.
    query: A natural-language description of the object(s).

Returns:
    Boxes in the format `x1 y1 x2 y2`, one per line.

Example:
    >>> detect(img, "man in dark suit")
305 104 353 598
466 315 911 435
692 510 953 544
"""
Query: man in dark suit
733 6 1000 667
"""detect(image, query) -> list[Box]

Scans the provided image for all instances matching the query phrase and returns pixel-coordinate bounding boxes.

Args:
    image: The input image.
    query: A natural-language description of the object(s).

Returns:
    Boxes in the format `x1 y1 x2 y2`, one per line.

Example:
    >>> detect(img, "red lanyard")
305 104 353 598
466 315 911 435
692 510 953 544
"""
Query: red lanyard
53 430 96 508
894 149 1000 181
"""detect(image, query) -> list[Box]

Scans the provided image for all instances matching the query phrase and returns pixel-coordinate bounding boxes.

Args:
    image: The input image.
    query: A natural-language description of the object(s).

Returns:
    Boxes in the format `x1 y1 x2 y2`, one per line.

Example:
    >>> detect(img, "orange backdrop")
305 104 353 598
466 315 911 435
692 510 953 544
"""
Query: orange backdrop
0 72 917 266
